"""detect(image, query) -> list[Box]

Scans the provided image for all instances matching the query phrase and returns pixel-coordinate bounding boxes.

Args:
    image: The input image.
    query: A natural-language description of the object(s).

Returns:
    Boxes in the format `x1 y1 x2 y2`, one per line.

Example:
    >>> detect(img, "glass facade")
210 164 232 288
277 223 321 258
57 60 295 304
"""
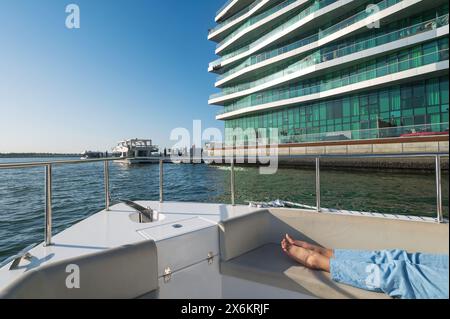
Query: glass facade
213 22 449 99
216 9 449 86
210 1 449 145
224 76 449 143
220 38 449 111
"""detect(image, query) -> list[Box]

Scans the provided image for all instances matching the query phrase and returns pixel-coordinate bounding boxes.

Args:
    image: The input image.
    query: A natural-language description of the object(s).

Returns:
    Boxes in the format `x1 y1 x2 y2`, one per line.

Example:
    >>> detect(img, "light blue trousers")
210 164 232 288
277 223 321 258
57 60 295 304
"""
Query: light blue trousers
330 249 449 299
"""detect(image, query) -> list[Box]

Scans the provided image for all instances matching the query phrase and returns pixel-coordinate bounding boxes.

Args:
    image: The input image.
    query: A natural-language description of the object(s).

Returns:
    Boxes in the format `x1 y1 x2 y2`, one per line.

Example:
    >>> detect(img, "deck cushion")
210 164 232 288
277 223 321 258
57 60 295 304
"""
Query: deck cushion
221 243 391 299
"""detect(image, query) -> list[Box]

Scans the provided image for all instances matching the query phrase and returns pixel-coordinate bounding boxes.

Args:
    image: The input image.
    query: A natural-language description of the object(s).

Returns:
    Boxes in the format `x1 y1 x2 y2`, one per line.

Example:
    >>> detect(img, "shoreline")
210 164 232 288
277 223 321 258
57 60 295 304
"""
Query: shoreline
0 153 80 158
211 157 450 172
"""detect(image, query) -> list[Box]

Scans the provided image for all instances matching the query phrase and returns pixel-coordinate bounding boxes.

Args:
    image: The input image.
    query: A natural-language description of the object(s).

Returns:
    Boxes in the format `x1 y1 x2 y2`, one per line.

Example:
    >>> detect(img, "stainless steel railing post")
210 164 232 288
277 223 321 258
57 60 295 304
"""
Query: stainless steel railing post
435 155 443 223
44 164 53 246
159 160 164 203
316 158 321 212
231 160 236 206
104 161 110 211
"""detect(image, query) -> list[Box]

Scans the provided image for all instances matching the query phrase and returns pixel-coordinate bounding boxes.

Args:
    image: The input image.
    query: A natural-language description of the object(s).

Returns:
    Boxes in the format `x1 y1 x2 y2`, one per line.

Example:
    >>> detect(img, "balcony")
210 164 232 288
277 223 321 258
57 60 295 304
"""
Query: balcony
209 0 267 40
211 14 448 102
216 0 304 53
216 47 449 117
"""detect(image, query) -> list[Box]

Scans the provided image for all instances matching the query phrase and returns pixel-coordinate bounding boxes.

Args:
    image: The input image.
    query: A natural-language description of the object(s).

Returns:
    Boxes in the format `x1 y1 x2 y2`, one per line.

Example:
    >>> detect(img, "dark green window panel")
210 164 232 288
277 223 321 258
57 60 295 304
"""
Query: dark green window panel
427 106 440 114
391 87 401 110
410 46 422 68
343 100 351 117
380 91 390 112
402 109 413 117
351 97 359 115
414 108 426 116
422 41 438 64
380 112 390 119
377 60 388 77
430 114 441 125
360 95 369 106
414 115 428 125
319 104 326 119
427 79 440 105
412 84 426 108
441 79 449 104
360 121 370 129
369 105 379 114
401 86 412 109
370 120 378 128
360 106 368 116
313 109 320 121
387 54 398 73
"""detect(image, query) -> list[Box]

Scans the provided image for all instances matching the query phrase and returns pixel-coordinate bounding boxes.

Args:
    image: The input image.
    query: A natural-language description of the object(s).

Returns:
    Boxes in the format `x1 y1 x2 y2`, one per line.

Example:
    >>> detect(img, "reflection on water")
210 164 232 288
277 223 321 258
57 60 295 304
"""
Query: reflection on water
0 157 448 261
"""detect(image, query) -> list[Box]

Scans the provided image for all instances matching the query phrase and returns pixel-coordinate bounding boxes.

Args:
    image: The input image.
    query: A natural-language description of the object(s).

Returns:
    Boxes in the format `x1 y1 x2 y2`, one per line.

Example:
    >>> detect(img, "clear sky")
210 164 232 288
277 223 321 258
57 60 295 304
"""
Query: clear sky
0 0 224 153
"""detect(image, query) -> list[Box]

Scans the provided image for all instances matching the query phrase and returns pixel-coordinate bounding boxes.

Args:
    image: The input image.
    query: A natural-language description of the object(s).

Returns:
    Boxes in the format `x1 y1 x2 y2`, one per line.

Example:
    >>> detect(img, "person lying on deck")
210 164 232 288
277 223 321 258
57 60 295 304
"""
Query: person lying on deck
281 234 449 299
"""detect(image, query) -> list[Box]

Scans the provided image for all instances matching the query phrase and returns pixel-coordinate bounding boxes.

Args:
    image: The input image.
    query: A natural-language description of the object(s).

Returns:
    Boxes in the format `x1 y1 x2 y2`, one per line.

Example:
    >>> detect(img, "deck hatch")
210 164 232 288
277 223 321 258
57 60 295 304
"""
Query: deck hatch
149 218 220 280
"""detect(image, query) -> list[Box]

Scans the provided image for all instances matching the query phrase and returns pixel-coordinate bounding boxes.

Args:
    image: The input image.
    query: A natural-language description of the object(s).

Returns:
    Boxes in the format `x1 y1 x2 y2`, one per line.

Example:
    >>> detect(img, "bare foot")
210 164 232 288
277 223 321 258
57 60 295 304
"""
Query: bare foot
285 234 334 258
281 239 330 272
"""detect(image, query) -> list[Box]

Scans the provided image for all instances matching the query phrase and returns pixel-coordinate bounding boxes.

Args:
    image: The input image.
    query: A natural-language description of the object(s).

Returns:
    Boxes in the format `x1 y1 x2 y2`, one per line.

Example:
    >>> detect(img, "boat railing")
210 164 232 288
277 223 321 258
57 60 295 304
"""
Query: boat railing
220 153 447 221
0 153 447 246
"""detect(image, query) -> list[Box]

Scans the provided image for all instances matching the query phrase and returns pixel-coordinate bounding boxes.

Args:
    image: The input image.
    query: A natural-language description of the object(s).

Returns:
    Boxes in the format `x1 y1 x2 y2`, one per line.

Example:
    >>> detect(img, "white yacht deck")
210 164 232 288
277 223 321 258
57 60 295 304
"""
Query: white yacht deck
0 199 448 299
0 201 258 290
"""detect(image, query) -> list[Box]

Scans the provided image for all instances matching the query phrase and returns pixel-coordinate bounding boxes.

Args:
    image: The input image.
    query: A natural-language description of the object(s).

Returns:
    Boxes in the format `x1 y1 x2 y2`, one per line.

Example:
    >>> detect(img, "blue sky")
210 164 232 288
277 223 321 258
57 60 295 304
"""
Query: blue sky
0 0 223 153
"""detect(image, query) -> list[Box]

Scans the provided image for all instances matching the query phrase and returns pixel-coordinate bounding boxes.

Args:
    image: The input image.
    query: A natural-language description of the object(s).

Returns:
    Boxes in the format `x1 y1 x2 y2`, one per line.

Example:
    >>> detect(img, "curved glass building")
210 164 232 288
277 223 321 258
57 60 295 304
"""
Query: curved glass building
208 0 449 145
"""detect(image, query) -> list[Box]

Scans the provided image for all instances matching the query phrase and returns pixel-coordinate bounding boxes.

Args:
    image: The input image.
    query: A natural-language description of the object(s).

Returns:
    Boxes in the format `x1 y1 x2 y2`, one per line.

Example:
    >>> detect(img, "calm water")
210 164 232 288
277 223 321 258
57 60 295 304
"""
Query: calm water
0 157 448 262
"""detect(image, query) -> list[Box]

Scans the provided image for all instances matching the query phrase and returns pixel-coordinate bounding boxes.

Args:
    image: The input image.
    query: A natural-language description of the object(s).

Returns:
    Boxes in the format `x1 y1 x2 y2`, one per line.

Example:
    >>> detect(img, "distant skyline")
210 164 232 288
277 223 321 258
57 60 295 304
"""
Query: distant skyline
0 0 224 153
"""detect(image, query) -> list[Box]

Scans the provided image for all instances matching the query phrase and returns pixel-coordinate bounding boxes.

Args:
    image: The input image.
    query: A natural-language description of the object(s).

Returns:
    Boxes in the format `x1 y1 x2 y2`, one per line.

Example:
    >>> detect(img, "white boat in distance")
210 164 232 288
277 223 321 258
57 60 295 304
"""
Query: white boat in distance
112 139 160 164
